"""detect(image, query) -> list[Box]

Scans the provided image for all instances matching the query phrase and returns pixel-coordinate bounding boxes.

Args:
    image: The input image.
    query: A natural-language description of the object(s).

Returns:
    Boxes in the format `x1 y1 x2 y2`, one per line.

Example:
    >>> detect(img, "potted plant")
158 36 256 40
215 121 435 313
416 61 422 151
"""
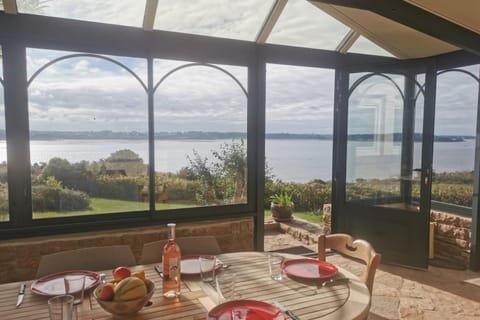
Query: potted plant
270 192 294 222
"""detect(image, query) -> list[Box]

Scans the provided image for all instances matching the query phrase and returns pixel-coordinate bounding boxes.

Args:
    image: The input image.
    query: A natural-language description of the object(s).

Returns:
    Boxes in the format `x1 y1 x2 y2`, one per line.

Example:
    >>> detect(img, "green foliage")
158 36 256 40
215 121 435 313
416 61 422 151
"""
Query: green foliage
39 158 95 193
0 162 8 184
185 140 247 204
270 192 293 207
45 176 63 190
430 171 473 206
265 180 331 212
431 183 472 207
186 149 216 204
32 185 90 212
93 175 140 201
0 182 9 218
346 179 399 201
23 151 478 215
212 139 247 202
432 171 473 184
345 171 474 208
155 173 201 201
58 188 91 211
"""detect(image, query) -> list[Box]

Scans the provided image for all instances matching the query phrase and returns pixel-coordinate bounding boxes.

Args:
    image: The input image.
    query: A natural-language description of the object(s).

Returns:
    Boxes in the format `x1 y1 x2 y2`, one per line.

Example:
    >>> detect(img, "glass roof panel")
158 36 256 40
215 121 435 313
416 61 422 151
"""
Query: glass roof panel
349 35 395 57
267 0 350 50
0 1 4 11
153 0 276 41
17 0 146 28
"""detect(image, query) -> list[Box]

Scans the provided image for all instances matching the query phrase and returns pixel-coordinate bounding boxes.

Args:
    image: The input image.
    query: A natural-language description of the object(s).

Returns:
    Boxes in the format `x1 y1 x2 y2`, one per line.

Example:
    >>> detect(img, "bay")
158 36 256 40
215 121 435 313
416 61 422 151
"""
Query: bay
0 139 474 183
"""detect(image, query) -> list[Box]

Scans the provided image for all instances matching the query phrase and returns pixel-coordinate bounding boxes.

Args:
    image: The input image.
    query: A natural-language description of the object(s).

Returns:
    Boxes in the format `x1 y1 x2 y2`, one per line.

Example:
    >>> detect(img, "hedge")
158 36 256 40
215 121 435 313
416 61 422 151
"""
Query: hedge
32 185 90 212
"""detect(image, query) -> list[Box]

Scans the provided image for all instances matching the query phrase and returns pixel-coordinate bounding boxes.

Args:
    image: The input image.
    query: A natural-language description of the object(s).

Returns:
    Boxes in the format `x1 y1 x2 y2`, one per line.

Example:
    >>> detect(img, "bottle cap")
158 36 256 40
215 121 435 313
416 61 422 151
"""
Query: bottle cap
167 223 176 227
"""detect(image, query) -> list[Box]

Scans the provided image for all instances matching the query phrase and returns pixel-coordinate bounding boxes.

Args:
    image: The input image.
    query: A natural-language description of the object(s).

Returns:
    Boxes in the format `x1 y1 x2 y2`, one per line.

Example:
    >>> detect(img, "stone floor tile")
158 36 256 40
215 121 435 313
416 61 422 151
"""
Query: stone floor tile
263 218 480 320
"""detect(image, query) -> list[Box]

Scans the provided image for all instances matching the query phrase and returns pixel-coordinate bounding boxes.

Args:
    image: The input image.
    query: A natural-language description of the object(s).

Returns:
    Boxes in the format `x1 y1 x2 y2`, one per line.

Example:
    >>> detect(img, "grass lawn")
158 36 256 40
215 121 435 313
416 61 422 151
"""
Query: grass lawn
32 197 323 224
33 198 191 219
264 210 323 224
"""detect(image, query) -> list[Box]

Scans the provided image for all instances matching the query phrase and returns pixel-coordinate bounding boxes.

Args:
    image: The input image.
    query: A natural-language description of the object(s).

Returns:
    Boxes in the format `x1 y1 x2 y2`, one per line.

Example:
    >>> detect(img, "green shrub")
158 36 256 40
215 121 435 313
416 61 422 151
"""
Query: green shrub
58 188 91 211
0 182 9 217
40 158 95 193
0 162 8 184
431 183 472 207
154 174 201 202
265 181 331 212
432 171 473 184
32 185 90 212
93 176 140 201
345 175 474 208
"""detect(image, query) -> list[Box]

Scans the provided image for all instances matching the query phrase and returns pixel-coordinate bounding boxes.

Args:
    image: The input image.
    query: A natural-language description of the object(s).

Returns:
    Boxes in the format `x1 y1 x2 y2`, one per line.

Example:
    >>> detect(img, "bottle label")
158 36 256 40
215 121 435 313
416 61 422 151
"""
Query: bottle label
169 258 180 278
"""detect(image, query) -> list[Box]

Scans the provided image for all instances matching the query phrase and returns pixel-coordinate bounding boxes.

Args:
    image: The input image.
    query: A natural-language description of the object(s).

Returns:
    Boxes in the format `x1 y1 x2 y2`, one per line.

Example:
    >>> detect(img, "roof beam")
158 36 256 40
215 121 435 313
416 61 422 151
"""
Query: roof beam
309 0 480 56
3 0 18 14
336 29 360 54
143 0 158 31
256 0 288 44
0 12 255 65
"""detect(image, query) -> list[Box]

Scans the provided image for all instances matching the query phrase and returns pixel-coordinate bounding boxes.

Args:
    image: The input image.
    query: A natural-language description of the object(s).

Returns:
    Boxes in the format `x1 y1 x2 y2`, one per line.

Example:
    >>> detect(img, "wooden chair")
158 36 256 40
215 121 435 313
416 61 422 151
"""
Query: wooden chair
318 233 381 295
36 245 136 278
139 236 221 264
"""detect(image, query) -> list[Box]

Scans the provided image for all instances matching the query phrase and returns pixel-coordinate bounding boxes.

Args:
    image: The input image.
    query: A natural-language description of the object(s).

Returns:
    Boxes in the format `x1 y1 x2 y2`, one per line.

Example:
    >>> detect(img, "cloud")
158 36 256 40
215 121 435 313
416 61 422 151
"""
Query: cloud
435 67 479 135
154 0 275 41
18 0 146 27
268 0 350 50
4 3 480 137
266 64 335 133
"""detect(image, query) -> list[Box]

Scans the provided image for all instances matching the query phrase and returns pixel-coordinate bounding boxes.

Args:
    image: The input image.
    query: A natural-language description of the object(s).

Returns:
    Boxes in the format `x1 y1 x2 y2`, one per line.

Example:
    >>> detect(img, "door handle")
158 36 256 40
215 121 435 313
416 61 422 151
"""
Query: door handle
413 168 430 186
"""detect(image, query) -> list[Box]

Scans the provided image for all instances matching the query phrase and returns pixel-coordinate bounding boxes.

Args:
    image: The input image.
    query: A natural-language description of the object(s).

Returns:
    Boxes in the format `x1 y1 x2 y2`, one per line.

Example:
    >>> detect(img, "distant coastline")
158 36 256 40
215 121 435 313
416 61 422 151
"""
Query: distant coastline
0 130 472 142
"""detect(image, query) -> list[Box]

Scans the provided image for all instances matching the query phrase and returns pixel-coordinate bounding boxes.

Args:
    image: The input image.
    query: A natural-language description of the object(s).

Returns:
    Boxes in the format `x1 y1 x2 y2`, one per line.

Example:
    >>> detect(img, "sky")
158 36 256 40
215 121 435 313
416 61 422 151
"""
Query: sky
0 0 479 136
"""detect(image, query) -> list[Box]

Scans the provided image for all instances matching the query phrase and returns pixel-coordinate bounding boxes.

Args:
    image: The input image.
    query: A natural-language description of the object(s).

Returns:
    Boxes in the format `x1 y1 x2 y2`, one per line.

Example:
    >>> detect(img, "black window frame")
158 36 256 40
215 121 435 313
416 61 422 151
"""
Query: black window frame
1 13 480 264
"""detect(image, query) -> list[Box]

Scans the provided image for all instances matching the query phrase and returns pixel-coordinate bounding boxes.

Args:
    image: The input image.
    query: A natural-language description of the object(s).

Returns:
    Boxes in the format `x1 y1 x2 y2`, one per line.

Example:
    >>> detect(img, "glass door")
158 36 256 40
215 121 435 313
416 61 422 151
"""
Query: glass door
334 69 433 268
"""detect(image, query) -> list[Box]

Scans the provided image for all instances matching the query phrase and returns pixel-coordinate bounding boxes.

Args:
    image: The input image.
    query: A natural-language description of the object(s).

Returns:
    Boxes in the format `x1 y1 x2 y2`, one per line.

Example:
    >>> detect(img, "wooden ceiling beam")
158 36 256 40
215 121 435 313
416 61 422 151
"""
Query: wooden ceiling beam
309 0 480 56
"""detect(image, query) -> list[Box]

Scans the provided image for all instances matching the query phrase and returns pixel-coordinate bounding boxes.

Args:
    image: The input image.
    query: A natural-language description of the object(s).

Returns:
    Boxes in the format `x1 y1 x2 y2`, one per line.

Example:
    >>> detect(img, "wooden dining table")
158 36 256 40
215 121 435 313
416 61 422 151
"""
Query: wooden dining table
0 251 370 320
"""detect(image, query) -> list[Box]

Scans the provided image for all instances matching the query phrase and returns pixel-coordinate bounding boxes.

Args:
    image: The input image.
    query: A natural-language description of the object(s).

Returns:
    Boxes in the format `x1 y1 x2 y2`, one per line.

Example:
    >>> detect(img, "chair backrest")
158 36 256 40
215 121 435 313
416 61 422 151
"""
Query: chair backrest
139 236 222 264
318 233 381 294
36 245 136 278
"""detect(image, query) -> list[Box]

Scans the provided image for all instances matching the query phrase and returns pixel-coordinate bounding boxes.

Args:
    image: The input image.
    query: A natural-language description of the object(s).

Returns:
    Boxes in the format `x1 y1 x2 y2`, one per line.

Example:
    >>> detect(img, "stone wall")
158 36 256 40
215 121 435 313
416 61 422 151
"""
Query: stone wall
430 210 471 269
323 204 471 269
0 218 254 284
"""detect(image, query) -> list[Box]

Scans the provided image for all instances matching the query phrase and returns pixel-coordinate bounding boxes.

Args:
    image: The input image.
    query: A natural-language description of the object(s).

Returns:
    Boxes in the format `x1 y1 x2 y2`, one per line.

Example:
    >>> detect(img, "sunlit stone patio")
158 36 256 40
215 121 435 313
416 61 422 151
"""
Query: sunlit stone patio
264 218 480 320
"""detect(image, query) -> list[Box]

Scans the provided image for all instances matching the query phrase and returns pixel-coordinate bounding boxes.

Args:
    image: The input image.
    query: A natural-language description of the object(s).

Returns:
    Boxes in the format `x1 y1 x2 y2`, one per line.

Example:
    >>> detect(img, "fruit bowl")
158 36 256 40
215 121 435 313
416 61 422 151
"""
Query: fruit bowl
94 279 155 316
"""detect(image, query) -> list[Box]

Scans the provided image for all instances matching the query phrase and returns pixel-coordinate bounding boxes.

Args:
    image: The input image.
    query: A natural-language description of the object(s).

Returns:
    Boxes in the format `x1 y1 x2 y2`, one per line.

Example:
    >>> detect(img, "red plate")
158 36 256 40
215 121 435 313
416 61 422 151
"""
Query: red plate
31 270 101 297
207 300 285 320
282 259 338 280
181 255 223 275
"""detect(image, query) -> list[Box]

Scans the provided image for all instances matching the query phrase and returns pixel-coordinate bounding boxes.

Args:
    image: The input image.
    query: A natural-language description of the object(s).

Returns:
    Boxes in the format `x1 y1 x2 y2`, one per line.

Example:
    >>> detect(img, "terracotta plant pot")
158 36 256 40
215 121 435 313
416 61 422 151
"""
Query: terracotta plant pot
270 203 293 222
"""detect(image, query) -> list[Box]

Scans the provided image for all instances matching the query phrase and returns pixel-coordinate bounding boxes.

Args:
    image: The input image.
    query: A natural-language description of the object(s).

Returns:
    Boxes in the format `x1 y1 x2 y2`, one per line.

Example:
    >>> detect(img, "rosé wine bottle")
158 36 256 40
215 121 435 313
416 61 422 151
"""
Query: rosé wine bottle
162 223 181 298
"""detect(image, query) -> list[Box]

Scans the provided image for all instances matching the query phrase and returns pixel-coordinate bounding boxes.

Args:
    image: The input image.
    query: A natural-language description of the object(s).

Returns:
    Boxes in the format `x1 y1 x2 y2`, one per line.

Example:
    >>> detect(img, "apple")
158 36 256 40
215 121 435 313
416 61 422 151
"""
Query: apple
96 283 115 301
113 266 131 282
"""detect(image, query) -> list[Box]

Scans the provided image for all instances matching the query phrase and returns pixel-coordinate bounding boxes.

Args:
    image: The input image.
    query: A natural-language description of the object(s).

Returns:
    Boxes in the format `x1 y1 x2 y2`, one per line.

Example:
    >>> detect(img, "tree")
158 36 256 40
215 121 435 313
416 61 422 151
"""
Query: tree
40 158 94 193
185 140 248 204
186 150 216 203
212 139 247 202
